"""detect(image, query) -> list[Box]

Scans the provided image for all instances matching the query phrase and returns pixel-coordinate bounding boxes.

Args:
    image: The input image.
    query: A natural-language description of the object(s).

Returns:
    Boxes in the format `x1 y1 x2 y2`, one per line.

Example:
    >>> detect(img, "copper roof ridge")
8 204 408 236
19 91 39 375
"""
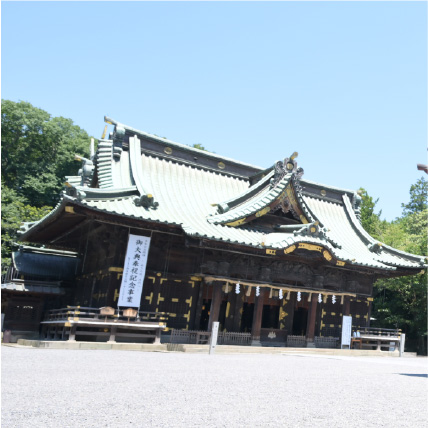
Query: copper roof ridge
105 116 264 172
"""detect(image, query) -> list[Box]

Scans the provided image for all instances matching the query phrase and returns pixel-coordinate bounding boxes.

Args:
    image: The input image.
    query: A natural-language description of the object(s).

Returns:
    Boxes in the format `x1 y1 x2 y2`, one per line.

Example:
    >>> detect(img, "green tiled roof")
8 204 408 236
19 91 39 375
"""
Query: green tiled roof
20 119 427 273
208 171 291 226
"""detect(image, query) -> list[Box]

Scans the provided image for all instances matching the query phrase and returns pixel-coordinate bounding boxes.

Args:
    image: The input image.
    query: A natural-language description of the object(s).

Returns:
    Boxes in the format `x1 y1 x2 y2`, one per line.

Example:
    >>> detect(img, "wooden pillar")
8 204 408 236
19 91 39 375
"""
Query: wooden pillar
207 283 222 331
343 295 351 316
251 287 266 346
192 281 205 330
306 294 318 346
223 290 235 332
232 293 245 332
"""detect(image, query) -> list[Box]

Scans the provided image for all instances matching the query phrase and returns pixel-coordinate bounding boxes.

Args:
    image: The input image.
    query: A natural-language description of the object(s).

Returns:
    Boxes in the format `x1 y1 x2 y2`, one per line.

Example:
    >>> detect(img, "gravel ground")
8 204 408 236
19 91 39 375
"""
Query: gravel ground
2 346 427 428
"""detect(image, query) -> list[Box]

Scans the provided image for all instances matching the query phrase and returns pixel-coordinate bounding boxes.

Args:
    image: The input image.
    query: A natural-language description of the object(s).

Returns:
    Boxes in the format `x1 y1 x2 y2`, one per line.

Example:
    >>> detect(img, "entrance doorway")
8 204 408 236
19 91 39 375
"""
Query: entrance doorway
262 305 280 329
292 307 308 335
199 299 211 330
240 302 254 332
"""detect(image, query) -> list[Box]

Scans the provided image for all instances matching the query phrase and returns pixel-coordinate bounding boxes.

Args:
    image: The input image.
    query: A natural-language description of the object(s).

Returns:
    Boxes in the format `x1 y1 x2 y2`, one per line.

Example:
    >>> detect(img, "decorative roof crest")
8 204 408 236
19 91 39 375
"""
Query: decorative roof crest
134 194 159 209
74 154 94 187
270 152 304 188
105 116 124 160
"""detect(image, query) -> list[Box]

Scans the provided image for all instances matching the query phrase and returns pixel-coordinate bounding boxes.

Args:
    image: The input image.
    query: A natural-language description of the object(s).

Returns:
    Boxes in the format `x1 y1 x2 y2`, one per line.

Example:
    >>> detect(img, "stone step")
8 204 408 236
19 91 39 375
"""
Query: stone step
16 339 167 352
14 339 412 357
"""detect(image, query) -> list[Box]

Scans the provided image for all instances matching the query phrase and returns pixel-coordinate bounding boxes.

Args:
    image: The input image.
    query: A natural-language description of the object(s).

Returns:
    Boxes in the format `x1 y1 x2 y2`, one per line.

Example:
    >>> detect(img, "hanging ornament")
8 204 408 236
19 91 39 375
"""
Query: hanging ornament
279 289 283 300
256 286 260 297
332 295 336 304
297 291 301 302
235 283 240 294
318 293 322 303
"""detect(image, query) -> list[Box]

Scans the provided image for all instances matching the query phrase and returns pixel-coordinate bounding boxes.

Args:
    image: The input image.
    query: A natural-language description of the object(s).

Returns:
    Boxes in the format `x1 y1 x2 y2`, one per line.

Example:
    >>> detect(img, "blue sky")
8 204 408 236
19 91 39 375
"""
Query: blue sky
2 1 427 221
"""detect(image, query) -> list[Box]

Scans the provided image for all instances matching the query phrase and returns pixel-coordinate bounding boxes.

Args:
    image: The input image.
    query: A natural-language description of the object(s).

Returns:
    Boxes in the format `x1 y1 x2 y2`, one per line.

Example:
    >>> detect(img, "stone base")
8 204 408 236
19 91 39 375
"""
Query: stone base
306 340 316 348
251 339 262 347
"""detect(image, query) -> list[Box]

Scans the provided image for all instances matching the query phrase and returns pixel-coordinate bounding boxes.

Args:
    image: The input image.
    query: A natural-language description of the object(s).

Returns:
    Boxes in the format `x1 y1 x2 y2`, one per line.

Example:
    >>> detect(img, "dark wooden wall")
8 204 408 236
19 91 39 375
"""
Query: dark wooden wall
70 221 373 336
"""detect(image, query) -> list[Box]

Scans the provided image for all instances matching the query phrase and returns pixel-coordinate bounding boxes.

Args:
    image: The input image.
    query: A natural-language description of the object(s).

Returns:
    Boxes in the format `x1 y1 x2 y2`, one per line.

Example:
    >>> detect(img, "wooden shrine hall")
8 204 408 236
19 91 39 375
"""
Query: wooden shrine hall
9 116 426 346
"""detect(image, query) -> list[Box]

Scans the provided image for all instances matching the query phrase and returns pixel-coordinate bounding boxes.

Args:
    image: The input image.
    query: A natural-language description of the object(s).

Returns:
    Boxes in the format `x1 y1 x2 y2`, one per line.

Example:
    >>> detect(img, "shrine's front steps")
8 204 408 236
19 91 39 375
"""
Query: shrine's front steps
12 339 418 357
15 339 167 352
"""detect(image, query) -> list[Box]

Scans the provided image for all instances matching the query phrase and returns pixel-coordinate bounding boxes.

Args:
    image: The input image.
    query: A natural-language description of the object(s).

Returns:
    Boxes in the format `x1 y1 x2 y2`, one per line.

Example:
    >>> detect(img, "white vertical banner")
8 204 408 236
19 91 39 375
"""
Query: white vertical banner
118 234 151 308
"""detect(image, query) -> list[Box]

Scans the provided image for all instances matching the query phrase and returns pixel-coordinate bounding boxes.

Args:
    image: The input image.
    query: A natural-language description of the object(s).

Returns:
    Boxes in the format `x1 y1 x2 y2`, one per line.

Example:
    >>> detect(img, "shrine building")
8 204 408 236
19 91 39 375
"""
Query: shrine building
2 117 426 345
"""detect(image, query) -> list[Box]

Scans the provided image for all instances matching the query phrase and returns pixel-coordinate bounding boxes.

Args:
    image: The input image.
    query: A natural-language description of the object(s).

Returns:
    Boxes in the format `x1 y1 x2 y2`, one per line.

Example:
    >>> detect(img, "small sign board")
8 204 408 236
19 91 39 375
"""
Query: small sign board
341 315 352 349
209 322 219 355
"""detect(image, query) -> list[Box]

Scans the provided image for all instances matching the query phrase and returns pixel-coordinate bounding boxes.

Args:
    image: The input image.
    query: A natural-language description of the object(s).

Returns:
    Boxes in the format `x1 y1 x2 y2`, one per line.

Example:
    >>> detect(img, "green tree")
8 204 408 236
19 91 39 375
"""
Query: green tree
1 99 92 207
1 100 94 268
401 177 427 215
358 188 383 239
1 184 52 268
366 179 428 354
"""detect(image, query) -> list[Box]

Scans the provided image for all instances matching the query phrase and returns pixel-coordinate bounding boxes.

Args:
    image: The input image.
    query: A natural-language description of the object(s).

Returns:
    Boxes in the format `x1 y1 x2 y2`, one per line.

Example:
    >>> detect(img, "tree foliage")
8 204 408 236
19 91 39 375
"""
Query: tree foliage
1 100 93 268
401 177 427 215
1 99 91 207
358 188 383 239
1 185 52 267
360 179 427 354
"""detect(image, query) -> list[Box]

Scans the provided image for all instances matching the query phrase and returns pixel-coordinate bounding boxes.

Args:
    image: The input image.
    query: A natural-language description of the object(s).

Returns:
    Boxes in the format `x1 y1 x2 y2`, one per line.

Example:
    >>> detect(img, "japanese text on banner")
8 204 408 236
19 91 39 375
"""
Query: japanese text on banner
118 234 151 308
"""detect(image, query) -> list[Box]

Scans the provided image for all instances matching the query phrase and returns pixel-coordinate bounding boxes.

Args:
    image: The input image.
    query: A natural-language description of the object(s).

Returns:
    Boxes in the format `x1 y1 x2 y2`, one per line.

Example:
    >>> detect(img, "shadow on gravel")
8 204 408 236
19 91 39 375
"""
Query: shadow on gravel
398 373 428 378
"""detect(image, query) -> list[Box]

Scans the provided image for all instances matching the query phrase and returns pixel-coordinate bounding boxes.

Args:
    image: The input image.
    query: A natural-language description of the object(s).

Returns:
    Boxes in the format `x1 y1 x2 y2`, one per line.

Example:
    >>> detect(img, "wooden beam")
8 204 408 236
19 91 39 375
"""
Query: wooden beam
49 218 91 244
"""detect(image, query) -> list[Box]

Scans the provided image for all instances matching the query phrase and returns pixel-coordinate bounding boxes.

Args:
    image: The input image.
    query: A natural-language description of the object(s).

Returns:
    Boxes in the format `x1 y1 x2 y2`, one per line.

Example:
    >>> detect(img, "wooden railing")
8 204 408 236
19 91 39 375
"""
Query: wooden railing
286 335 307 348
351 326 402 351
218 331 252 346
170 329 252 346
170 330 210 345
40 306 168 343
354 327 401 337
43 306 168 323
315 336 339 348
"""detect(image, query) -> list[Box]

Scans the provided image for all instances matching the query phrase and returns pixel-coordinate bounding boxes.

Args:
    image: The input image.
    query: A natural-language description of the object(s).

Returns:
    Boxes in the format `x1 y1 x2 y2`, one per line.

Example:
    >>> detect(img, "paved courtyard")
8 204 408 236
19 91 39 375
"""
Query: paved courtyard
2 346 427 428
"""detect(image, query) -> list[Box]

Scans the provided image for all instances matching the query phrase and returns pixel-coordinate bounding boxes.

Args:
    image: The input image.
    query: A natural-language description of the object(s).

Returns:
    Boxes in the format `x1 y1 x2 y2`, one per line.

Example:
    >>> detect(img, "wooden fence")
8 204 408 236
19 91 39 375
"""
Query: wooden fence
170 329 251 346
